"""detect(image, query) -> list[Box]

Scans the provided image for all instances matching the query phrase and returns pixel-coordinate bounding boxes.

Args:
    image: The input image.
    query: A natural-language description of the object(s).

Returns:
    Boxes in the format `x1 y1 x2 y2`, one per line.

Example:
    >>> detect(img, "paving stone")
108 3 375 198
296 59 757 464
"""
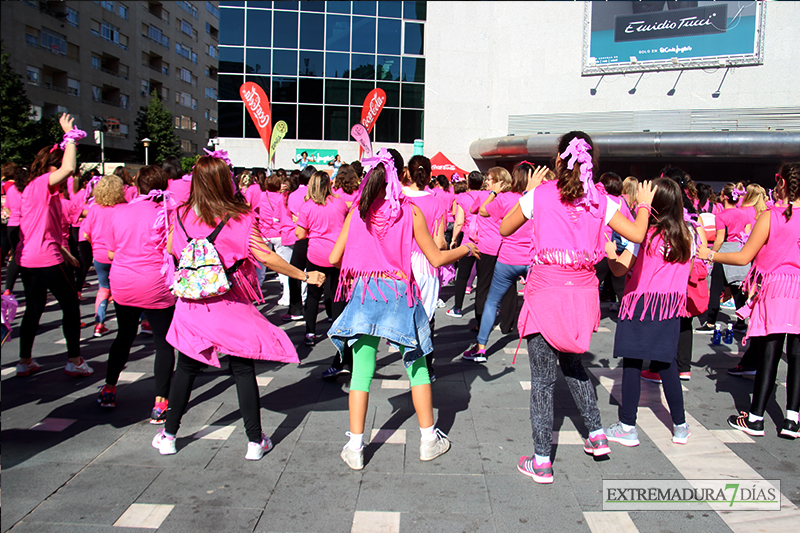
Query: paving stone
357 473 491 514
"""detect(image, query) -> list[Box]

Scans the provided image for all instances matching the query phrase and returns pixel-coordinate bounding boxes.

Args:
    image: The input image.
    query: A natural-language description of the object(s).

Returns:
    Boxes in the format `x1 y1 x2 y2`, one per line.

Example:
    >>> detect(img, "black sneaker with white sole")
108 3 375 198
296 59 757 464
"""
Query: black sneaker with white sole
695 323 715 334
727 412 765 436
780 419 799 439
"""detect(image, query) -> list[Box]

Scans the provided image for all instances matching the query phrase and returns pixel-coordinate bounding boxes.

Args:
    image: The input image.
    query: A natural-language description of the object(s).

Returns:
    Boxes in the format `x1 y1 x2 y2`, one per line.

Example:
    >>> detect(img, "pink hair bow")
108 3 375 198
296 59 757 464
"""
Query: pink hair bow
360 148 403 223
731 186 745 202
59 127 87 151
451 173 462 182
203 148 233 167
560 137 600 216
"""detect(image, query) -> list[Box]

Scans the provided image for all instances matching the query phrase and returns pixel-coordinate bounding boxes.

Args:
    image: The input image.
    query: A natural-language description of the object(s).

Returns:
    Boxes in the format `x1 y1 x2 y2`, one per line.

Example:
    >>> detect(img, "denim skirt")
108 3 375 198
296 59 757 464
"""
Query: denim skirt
329 277 433 368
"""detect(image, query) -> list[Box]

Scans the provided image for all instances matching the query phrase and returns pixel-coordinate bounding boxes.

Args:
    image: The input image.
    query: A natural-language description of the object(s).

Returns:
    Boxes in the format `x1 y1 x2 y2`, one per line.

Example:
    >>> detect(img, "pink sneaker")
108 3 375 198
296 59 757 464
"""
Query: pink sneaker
640 370 662 384
583 434 611 457
518 456 553 484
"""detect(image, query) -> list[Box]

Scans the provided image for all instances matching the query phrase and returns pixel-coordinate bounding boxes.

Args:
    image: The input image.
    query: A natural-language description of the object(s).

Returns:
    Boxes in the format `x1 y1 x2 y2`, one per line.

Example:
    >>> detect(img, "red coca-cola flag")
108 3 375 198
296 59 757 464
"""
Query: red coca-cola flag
240 82 272 153
360 88 386 133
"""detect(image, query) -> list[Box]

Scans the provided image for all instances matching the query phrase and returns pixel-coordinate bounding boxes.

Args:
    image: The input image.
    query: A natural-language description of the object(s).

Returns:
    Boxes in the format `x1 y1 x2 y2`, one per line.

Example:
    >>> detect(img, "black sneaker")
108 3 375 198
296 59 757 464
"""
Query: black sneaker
727 412 764 436
322 366 350 380
732 320 748 332
695 323 715 334
150 404 168 424
727 365 757 377
97 385 116 409
780 419 799 439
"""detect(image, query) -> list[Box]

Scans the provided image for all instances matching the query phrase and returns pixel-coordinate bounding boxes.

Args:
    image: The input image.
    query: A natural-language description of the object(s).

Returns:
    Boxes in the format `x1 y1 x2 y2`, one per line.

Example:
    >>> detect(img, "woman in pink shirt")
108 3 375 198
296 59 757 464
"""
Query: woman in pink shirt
296 171 349 349
69 169 98 299
115 166 138 202
463 163 540 362
163 156 192 206
696 183 751 333
699 162 800 439
15 114 92 378
285 167 314 320
501 131 656 483
3 165 26 295
328 148 476 470
333 163 361 209
97 166 177 422
447 171 485 318
82 175 127 337
151 154 324 459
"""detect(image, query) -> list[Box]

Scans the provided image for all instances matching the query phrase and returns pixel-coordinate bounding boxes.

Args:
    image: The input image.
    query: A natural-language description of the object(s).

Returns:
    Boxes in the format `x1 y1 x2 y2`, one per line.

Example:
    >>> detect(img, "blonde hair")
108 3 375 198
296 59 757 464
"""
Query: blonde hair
305 171 333 205
623 176 639 206
487 167 513 193
92 174 126 206
741 183 767 215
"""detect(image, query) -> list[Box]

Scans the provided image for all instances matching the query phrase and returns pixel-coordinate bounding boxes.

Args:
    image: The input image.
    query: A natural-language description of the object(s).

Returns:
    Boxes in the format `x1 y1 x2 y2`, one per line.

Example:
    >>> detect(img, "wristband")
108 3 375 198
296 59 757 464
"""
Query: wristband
59 127 87 150
708 250 715 262
464 245 472 257
304 272 309 282
489 191 497 196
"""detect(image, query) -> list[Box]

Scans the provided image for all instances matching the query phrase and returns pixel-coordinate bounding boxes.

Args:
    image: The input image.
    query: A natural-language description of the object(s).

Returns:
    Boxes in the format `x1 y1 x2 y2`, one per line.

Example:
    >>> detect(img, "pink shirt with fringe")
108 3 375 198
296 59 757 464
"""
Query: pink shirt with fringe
166 208 299 368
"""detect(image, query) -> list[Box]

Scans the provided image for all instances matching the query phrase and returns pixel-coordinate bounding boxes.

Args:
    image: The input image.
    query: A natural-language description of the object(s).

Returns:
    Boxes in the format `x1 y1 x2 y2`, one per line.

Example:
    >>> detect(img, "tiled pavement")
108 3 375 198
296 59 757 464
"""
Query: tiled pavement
1 272 798 532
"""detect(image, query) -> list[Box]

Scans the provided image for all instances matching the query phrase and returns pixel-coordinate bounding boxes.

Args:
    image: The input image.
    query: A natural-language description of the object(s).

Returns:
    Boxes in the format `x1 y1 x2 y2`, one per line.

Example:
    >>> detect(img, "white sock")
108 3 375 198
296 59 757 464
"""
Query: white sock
589 428 605 439
163 431 176 439
534 454 550 465
420 425 436 442
786 410 799 423
347 432 363 451
621 422 635 432
748 413 764 423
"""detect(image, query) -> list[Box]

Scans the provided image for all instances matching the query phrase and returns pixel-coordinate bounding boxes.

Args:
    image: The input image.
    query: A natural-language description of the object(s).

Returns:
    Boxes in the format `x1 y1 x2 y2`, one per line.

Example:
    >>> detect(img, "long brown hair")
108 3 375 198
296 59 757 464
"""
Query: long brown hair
358 163 386 219
555 131 597 203
777 162 800 222
335 164 360 194
30 145 63 180
184 156 250 226
647 178 691 264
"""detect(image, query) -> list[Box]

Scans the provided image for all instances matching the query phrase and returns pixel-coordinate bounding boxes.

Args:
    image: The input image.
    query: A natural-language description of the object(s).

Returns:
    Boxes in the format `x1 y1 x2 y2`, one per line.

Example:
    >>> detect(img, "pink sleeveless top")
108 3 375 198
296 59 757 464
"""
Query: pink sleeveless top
518 180 610 353
743 207 800 299
619 230 691 321
337 197 417 305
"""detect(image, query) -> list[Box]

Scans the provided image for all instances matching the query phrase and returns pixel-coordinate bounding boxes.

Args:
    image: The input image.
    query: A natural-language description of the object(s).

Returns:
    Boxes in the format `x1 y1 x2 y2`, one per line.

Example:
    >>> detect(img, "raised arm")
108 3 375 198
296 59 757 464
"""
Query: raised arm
49 114 78 188
607 180 658 244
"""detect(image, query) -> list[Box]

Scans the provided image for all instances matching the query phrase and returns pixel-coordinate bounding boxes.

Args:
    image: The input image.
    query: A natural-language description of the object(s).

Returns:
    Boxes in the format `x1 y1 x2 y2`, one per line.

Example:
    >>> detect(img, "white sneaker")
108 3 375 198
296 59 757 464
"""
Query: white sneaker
152 429 177 455
420 428 451 461
245 433 274 460
16 359 42 377
64 358 94 377
341 444 364 470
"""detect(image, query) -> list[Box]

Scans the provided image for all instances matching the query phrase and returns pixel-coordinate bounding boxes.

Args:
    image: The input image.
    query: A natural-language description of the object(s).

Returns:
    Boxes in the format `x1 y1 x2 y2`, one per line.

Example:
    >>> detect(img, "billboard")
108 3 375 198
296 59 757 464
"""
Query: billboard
583 1 765 75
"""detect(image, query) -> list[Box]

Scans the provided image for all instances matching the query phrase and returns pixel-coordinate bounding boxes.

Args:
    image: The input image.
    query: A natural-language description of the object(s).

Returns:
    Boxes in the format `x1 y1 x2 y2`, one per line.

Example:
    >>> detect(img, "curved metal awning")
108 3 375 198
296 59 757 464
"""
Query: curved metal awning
469 131 800 161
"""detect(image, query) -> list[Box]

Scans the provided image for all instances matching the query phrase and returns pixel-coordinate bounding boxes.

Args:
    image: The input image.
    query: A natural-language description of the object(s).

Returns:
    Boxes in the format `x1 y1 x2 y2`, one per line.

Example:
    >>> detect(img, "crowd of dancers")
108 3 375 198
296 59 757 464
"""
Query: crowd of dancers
1 115 797 484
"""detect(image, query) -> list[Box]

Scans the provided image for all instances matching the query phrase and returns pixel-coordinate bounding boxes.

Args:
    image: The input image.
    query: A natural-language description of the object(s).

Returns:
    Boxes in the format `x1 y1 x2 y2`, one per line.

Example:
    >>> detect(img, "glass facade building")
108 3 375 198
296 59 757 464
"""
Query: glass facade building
218 1 426 144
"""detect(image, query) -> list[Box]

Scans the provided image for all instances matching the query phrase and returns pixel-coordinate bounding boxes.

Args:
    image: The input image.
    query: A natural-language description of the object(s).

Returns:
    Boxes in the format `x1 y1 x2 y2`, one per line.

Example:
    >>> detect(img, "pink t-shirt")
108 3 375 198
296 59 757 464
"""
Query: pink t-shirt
69 188 87 227
82 203 123 264
245 184 261 208
167 179 192 206
108 200 175 309
278 195 297 246
5 185 22 226
487 191 531 265
17 173 64 268
296 196 348 268
124 185 138 202
437 188 456 223
456 190 481 246
403 188 446 254
287 184 308 217
715 207 750 241
59 196 74 245
336 190 358 207
471 191 502 255
256 190 283 239
740 205 759 226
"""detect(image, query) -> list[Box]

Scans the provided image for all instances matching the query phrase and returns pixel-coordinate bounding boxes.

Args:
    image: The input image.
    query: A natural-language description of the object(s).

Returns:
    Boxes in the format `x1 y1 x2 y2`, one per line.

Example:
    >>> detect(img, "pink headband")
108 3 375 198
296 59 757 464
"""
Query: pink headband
560 137 601 216
199 147 235 187
731 186 745 201
360 148 403 223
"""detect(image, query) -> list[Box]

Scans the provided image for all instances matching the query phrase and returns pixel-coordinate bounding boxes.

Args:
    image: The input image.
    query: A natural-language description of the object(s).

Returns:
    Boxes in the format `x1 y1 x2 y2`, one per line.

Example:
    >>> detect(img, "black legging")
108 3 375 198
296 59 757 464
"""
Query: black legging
702 262 747 325
452 254 477 311
4 226 22 292
304 262 344 336
107 304 175 398
621 358 685 426
750 333 799 416
19 263 81 360
650 316 693 374
75 236 93 292
166 352 262 442
288 238 308 316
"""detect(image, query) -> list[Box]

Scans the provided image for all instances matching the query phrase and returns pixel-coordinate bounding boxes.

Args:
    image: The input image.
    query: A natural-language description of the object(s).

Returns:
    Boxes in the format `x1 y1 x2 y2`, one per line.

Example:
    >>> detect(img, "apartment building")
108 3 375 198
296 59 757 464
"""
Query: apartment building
1 0 221 162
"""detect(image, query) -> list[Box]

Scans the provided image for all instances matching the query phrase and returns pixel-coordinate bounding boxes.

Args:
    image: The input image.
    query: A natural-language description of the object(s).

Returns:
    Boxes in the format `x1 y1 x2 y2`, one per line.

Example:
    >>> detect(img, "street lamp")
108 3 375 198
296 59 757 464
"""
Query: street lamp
142 138 151 165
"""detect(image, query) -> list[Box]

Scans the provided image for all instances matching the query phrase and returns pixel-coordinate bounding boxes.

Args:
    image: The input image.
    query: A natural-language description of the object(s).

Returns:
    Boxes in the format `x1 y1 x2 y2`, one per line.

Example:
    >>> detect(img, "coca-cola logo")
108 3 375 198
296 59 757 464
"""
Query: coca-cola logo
362 94 384 131
243 87 270 129
433 164 456 171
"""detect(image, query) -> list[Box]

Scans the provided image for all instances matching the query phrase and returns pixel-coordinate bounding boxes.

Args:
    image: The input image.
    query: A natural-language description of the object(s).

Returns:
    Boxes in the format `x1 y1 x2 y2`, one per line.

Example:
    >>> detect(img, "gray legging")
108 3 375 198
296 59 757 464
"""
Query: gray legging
528 334 603 457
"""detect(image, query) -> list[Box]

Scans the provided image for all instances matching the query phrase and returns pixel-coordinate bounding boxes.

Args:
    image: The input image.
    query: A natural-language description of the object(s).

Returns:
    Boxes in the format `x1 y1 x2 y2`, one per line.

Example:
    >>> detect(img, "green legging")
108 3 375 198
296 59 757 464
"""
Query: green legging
350 334 430 392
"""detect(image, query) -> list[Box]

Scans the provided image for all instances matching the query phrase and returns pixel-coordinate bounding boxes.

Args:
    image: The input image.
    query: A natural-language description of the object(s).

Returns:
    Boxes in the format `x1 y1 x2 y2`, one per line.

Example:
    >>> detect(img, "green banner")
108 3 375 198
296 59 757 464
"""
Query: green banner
296 149 339 165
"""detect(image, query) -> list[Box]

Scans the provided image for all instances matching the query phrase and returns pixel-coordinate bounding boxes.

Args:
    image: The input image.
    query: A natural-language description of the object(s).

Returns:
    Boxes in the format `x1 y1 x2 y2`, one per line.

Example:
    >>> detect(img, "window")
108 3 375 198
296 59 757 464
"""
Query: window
90 19 100 36
120 64 129 79
206 2 219 19
66 7 79 26
180 20 193 36
40 28 67 56
26 66 40 86
31 105 43 121
68 78 80 96
101 1 114 13
118 3 128 19
205 86 217 100
141 79 150 96
192 98 198 110
208 44 217 59
176 43 192 60
178 1 198 19
205 109 217 122
192 52 198 64
148 25 163 44
120 94 129 109
181 139 192 152
26 26 39 47
178 92 192 107
92 86 102 102
120 124 129 137
162 35 169 48
180 68 192 83
92 55 101 70
174 116 181 129
67 43 80 62
161 63 169 76
101 22 120 44
180 115 192 130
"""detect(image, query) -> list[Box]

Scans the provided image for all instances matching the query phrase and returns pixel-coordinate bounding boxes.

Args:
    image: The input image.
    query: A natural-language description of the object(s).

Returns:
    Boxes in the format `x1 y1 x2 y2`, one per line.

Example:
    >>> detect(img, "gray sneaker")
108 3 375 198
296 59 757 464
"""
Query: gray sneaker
672 423 691 444
606 422 640 447
420 428 451 461
341 444 364 470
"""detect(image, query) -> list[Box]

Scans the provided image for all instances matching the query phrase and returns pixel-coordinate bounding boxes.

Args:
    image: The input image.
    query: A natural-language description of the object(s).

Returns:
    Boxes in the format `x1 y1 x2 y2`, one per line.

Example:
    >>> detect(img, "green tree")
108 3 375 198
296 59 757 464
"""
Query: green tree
134 91 182 165
0 42 59 165
181 155 200 174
